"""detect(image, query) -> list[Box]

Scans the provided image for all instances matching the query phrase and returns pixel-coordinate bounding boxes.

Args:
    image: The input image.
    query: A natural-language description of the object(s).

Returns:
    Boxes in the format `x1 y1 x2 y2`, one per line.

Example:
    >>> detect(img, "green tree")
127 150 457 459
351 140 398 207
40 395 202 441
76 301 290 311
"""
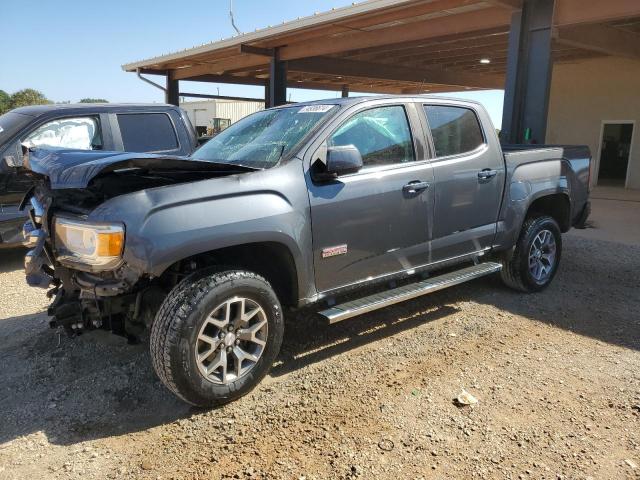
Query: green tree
10 88 52 109
79 98 108 103
0 89 10 114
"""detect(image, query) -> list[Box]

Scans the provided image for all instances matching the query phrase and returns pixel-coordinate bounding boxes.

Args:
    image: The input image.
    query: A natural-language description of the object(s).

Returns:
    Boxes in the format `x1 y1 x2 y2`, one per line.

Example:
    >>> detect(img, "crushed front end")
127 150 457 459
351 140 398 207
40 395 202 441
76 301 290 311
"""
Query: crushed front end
23 183 163 341
20 148 247 342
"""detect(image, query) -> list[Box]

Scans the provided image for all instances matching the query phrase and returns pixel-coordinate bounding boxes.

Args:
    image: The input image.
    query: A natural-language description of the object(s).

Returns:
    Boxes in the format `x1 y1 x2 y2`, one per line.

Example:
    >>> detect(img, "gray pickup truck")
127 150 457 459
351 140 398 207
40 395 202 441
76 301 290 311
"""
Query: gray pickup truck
21 96 591 406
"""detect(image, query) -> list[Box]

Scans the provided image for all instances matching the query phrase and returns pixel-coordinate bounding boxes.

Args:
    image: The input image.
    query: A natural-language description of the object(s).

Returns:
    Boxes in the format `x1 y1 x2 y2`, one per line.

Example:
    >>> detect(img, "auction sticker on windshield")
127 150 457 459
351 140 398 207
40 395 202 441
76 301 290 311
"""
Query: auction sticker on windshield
299 105 334 113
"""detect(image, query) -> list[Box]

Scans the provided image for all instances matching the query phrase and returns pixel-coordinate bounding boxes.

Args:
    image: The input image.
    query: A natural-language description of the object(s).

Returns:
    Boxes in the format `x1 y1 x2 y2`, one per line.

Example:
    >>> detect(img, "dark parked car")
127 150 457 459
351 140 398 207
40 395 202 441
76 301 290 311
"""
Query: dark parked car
21 96 591 406
0 103 198 246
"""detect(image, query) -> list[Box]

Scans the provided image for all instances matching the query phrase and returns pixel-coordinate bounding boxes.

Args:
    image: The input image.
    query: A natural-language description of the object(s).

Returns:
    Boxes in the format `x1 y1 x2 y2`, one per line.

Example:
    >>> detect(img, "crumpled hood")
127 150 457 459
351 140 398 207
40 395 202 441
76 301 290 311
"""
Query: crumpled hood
24 148 245 189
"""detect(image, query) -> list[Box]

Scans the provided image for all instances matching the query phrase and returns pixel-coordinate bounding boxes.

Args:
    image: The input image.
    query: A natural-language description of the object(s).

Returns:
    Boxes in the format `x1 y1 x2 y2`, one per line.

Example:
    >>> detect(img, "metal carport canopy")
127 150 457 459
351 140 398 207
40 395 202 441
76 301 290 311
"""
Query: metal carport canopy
122 0 640 104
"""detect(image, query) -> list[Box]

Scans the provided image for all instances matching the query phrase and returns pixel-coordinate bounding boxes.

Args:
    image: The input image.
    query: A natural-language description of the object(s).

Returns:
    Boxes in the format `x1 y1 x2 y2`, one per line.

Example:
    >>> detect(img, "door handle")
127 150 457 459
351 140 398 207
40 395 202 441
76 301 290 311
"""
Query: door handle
402 180 430 194
478 168 498 180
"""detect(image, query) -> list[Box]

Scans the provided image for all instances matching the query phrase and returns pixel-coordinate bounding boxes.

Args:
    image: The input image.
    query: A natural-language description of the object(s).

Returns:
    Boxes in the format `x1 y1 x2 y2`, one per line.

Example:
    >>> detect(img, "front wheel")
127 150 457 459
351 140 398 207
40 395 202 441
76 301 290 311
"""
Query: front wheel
500 215 562 292
150 270 284 407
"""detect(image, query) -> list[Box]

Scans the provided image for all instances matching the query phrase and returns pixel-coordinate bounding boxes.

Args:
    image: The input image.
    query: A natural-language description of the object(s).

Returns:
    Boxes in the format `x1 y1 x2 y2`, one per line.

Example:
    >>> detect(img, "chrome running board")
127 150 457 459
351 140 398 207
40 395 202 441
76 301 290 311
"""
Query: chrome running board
318 262 502 324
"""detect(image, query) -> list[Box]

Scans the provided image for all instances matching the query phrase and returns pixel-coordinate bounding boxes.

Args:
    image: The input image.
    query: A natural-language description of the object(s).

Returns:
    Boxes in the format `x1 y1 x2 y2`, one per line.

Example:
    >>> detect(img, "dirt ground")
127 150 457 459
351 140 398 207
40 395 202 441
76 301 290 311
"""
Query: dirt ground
1 231 639 480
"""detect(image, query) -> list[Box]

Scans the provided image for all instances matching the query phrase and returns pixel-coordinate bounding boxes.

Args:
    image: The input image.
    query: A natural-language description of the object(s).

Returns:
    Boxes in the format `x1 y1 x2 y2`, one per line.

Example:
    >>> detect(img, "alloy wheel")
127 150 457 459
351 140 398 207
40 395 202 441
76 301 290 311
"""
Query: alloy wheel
528 229 557 283
195 296 268 384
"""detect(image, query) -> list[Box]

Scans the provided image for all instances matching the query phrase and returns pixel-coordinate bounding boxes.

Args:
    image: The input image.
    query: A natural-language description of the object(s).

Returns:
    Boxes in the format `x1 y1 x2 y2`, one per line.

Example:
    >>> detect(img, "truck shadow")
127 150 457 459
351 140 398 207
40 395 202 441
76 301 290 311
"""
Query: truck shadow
0 247 25 273
0 235 637 447
274 303 459 377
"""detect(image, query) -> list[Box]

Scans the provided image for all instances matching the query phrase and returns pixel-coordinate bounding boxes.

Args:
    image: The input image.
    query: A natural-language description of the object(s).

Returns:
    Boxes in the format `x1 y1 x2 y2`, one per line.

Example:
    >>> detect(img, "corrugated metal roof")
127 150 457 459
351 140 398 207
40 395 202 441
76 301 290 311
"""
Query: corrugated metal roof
121 0 417 71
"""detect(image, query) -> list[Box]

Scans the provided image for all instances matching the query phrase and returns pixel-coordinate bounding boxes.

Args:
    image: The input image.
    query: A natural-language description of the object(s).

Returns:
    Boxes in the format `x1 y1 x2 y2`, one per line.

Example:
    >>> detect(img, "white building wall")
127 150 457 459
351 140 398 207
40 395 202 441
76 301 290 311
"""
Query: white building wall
546 56 640 189
179 99 264 128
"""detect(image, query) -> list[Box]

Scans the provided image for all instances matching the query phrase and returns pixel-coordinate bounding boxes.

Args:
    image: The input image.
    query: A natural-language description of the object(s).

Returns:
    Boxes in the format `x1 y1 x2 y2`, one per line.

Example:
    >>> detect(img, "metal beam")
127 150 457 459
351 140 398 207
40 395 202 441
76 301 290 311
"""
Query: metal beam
268 48 287 107
179 93 266 102
182 73 354 93
172 55 270 80
165 71 179 106
501 0 554 144
288 56 503 89
182 74 267 86
239 44 275 57
485 0 523 9
554 24 640 60
554 0 640 27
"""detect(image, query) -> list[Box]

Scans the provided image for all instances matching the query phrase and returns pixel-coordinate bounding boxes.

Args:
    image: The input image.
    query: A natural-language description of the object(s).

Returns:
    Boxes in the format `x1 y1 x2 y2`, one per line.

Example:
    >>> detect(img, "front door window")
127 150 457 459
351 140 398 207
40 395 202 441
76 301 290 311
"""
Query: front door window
328 105 415 168
23 116 102 150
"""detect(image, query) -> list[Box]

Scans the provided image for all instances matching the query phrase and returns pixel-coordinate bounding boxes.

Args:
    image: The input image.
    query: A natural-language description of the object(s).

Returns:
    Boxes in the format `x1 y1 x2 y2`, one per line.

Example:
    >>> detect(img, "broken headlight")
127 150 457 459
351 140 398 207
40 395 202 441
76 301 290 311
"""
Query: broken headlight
54 217 124 270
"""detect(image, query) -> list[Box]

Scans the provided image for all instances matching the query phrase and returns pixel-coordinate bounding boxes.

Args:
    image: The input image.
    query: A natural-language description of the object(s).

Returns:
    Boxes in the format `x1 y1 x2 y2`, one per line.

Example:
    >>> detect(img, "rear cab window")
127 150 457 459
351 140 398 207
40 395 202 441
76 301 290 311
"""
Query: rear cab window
117 113 179 153
423 105 485 157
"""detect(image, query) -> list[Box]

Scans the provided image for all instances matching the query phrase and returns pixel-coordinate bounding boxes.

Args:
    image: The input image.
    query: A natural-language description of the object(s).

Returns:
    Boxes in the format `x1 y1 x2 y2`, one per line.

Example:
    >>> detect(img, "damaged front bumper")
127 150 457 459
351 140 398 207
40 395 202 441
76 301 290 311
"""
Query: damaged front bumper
22 190 137 294
21 189 153 339
23 195 55 288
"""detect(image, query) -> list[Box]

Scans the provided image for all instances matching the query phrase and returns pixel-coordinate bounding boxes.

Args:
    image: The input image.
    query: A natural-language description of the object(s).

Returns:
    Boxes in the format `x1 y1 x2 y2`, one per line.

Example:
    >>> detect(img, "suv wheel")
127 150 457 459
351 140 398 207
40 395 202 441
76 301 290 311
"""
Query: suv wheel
500 215 562 293
150 270 284 407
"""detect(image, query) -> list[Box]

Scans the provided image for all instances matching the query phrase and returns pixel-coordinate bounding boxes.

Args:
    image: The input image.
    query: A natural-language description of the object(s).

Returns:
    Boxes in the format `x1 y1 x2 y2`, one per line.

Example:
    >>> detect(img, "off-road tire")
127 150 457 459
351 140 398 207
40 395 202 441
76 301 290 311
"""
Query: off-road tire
150 270 284 407
500 215 562 293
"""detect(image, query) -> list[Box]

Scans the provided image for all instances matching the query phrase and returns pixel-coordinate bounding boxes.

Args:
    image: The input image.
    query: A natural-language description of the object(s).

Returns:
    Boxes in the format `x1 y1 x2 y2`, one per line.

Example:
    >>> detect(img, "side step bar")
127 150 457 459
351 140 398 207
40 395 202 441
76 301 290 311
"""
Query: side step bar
319 262 502 324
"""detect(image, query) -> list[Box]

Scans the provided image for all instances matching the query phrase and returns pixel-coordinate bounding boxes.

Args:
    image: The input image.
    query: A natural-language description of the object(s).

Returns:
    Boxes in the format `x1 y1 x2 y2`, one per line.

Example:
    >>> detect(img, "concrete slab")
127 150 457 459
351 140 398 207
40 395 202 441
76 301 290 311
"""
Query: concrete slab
591 186 640 202
568 187 640 246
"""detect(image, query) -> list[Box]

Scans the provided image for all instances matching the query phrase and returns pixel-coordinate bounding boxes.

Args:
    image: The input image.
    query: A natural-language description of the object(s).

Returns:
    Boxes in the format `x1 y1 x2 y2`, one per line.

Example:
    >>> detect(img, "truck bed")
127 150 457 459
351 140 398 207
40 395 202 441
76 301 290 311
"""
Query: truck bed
502 143 591 162
500 143 592 234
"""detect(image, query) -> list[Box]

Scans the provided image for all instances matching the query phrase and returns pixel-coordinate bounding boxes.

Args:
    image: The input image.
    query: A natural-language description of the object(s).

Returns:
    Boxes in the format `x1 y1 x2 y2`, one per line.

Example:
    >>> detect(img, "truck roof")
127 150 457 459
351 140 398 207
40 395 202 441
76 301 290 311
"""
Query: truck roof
13 95 482 118
274 94 484 108
12 103 181 117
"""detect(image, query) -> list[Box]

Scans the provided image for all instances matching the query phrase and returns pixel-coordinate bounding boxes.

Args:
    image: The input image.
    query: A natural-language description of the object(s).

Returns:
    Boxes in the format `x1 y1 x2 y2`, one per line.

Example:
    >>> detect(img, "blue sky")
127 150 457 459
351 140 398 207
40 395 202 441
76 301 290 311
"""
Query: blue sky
0 0 504 127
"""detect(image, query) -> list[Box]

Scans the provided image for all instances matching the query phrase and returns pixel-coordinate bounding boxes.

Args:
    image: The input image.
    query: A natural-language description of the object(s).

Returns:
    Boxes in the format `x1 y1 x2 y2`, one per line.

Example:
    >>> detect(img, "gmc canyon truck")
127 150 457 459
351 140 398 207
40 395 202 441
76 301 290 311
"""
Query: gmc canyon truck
19 96 591 407
0 103 198 246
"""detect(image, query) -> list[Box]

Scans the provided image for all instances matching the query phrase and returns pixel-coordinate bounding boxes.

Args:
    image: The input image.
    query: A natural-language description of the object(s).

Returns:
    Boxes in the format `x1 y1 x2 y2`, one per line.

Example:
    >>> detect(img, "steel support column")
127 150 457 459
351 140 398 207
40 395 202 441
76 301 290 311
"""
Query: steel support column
268 48 287 107
165 71 179 106
501 0 554 144
264 85 271 108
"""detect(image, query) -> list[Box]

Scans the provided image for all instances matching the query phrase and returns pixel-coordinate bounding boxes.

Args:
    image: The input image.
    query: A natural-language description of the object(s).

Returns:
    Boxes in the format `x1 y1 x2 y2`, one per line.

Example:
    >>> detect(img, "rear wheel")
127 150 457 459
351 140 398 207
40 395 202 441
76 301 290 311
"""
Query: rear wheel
150 270 284 407
500 215 562 292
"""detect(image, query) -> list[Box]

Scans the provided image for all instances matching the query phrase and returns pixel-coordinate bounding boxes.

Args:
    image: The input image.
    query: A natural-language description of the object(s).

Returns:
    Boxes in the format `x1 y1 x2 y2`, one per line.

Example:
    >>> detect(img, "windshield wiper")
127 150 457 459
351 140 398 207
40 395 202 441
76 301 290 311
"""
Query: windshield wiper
188 158 259 171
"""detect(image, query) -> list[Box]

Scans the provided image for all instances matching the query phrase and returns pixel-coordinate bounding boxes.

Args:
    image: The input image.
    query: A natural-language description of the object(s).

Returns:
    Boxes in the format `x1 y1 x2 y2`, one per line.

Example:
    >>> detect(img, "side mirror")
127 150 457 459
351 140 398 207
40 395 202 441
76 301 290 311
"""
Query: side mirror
1 141 24 169
314 145 363 181
327 145 363 175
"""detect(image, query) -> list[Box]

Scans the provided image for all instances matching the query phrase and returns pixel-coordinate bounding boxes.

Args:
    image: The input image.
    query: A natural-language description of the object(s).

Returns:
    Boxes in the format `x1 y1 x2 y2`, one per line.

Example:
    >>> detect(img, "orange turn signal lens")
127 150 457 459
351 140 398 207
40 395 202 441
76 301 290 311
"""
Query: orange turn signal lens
96 231 124 257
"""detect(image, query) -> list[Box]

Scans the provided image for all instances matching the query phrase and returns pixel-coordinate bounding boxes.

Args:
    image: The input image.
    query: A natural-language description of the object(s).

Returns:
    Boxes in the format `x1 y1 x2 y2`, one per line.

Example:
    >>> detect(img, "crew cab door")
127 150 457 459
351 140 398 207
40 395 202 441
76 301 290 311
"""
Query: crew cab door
306 102 434 293
422 103 505 261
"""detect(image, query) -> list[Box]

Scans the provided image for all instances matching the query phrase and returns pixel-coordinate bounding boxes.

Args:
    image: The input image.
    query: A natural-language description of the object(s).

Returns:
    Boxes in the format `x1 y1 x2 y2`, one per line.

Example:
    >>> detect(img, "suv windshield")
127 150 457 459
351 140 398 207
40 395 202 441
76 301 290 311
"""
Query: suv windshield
0 112 33 144
191 104 337 169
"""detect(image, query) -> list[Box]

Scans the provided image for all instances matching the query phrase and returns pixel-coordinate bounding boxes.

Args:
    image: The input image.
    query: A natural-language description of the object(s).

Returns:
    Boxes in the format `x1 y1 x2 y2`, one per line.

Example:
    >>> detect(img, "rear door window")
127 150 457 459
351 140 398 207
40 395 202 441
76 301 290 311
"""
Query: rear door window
424 105 484 157
117 113 178 152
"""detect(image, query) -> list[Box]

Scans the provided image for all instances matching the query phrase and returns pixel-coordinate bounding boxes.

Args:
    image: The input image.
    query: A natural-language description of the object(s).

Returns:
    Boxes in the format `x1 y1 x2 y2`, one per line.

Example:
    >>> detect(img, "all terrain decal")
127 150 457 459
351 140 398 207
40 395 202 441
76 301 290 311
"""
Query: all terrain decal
322 244 348 258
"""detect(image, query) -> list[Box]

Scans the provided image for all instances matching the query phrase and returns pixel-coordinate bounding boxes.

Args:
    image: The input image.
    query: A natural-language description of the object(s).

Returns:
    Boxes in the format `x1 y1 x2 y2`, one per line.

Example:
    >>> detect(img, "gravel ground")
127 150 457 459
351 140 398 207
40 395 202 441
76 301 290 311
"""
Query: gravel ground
0 234 639 480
